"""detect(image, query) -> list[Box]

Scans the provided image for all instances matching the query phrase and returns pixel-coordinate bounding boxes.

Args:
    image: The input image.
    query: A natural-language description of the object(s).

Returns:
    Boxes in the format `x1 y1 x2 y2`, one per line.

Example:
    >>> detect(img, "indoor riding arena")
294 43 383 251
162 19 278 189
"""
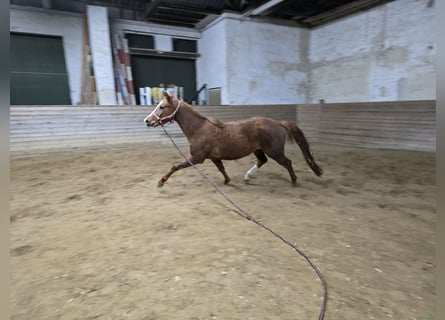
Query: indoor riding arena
10 1 436 320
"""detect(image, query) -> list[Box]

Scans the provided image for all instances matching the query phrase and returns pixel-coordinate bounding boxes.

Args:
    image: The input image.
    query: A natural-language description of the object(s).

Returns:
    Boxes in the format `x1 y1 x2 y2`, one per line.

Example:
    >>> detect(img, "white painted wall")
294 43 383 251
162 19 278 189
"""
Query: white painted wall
198 14 308 105
309 0 436 103
10 6 83 105
197 17 228 104
155 35 173 52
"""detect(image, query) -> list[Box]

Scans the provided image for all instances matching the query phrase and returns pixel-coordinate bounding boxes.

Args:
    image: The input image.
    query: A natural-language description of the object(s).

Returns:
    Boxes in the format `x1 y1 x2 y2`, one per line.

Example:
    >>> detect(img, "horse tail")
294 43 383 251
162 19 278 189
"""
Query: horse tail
281 121 323 177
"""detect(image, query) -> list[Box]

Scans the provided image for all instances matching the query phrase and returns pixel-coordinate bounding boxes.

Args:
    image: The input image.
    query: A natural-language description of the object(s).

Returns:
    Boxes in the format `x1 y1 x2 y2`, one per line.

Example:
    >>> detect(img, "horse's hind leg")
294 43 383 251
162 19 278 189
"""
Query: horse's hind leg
265 150 297 185
244 150 268 183
211 159 231 184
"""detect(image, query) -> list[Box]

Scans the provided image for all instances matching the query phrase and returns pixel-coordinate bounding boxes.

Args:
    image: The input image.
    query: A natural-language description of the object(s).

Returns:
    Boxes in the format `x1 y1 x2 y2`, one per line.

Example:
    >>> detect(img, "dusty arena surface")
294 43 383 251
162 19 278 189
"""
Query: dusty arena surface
10 143 435 320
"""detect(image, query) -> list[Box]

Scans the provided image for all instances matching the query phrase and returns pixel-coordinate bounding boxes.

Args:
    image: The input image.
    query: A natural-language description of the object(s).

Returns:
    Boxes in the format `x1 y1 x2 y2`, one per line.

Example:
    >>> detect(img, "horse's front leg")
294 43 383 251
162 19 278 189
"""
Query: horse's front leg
211 159 231 184
158 158 203 188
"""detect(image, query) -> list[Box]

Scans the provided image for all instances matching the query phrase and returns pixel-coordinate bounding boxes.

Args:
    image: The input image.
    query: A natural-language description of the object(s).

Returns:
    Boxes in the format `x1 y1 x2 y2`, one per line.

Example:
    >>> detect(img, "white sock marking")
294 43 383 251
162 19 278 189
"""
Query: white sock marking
244 164 258 181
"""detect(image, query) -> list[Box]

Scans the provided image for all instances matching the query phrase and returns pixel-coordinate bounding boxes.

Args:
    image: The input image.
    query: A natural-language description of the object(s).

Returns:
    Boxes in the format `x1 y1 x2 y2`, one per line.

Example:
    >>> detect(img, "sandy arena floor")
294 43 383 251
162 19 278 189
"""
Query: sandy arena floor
10 142 435 320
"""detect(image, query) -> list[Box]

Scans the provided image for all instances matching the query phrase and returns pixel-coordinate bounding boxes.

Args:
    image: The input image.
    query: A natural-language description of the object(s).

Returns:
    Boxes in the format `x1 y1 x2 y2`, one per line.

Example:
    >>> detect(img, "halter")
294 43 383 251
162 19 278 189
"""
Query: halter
152 100 181 125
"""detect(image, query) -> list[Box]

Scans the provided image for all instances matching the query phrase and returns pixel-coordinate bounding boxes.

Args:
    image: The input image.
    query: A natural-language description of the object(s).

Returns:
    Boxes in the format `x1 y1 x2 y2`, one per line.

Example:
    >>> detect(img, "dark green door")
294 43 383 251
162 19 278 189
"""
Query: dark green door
130 55 196 104
10 33 71 105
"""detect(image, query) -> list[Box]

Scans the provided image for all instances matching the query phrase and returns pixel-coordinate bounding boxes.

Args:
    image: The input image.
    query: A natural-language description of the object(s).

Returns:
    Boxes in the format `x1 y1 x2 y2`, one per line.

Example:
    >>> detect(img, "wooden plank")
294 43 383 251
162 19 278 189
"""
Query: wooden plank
297 104 320 141
10 140 187 154
315 100 436 152
322 137 435 152
9 104 296 155
10 101 436 155
10 132 185 146
10 128 182 141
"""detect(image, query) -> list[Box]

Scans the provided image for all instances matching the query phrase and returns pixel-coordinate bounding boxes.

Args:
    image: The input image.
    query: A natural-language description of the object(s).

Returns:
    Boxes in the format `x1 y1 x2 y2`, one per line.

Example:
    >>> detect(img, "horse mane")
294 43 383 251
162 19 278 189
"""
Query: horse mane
180 100 225 129
206 116 225 128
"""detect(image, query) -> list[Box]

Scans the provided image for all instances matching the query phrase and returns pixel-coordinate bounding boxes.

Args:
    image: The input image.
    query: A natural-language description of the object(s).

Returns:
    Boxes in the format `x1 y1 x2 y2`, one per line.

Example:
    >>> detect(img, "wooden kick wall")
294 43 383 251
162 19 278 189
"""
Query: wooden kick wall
10 101 435 155
10 105 296 155
296 100 436 152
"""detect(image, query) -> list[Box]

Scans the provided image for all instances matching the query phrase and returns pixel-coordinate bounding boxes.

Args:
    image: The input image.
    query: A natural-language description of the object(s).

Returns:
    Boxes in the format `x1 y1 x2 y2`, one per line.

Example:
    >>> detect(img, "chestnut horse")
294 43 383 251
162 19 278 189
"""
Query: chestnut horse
144 92 322 187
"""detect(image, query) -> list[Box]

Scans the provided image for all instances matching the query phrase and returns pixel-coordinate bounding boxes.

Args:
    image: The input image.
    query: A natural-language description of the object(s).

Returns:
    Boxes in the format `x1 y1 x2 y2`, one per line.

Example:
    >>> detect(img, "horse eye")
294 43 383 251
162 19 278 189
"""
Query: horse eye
160 106 165 110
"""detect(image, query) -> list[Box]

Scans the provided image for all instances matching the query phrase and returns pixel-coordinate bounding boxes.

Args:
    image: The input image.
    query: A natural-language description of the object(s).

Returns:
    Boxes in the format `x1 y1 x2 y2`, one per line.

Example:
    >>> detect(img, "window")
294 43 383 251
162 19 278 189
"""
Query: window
172 38 197 53
126 34 154 49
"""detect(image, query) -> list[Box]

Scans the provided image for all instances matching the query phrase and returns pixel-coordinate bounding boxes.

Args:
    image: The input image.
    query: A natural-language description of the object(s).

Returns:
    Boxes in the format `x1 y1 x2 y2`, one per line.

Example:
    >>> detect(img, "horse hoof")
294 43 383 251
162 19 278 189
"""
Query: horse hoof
157 181 164 188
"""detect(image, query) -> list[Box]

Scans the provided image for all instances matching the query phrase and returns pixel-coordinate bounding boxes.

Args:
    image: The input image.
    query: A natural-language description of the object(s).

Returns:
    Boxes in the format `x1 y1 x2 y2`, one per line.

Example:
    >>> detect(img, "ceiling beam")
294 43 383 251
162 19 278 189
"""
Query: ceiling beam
195 14 220 29
145 0 164 18
146 17 197 27
153 13 202 23
225 0 248 11
247 0 287 16
157 5 214 16
299 0 393 25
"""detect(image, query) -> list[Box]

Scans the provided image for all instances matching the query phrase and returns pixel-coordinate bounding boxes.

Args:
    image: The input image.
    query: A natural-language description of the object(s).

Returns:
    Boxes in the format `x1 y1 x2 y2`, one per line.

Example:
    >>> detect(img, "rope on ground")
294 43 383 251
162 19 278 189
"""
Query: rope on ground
161 125 328 320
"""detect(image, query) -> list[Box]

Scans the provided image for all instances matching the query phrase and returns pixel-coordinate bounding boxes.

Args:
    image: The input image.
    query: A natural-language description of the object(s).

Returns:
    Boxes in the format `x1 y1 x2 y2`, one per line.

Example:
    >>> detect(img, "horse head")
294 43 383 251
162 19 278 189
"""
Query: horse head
144 91 181 127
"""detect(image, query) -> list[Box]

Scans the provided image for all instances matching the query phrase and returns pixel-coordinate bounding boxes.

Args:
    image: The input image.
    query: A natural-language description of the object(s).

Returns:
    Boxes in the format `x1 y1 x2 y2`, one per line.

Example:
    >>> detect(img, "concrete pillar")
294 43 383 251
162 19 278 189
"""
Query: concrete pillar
87 5 116 105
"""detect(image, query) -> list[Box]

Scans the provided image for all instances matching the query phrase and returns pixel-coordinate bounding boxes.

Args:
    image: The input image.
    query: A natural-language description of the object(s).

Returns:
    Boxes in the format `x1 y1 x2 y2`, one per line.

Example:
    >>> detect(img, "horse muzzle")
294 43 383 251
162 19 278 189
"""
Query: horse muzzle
145 120 159 127
144 116 159 127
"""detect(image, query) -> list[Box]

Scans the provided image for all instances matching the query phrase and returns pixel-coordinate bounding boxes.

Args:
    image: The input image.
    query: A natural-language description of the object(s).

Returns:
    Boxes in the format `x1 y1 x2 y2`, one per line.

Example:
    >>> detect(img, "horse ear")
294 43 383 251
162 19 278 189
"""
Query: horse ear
163 91 171 99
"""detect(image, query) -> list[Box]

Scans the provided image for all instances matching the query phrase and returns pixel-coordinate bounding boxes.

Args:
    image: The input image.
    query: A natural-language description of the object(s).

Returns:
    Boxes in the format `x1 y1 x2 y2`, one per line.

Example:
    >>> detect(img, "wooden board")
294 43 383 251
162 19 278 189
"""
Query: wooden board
10 101 435 155
315 100 435 152
10 105 296 155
